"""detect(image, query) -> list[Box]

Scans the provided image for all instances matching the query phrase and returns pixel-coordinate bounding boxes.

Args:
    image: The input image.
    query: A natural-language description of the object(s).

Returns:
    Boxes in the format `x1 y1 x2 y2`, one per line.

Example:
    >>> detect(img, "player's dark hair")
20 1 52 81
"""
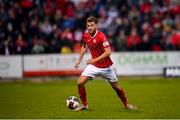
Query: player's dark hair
87 16 98 24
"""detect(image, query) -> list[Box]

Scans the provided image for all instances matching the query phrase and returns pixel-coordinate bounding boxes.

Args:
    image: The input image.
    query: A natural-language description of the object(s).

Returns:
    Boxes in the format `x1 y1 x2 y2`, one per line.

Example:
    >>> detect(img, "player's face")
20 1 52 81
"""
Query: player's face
87 22 97 35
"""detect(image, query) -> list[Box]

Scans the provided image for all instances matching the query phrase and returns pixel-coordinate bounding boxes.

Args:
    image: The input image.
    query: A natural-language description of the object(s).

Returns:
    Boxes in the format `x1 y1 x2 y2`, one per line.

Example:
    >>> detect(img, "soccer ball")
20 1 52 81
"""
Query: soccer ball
66 96 80 110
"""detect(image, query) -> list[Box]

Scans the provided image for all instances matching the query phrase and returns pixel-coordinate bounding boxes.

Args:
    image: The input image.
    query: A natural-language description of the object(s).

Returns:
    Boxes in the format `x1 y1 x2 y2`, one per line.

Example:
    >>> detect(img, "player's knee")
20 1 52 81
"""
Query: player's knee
111 84 120 91
77 80 85 87
77 76 88 87
112 86 118 91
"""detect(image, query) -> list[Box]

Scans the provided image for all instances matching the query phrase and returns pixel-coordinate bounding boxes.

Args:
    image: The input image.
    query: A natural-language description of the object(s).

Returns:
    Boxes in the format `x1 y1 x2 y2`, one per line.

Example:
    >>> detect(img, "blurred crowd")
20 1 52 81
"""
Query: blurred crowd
0 0 180 55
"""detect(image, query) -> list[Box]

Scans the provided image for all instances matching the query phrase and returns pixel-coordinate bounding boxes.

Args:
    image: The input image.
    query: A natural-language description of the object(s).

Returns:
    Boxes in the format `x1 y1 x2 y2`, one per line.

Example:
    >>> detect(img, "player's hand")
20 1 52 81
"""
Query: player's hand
74 61 80 69
86 59 96 64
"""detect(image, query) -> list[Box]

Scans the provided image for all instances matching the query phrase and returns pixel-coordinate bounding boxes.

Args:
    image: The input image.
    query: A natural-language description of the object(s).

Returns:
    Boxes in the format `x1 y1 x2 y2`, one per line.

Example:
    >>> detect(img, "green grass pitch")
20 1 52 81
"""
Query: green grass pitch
0 77 180 119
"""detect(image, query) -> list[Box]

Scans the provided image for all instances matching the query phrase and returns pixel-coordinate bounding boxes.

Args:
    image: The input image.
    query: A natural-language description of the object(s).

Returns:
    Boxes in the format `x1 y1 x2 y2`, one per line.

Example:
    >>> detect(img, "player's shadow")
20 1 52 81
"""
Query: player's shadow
113 107 141 113
71 108 93 112
71 107 141 113
88 107 141 113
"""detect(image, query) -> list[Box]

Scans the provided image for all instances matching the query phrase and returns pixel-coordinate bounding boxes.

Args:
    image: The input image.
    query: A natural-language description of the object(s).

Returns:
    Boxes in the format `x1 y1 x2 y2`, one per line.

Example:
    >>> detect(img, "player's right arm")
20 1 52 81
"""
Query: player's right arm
74 41 87 69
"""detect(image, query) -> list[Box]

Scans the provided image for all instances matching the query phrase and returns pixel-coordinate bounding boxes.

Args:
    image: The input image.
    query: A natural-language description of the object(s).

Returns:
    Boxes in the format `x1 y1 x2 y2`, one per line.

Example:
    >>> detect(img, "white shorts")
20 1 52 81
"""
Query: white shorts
81 64 118 82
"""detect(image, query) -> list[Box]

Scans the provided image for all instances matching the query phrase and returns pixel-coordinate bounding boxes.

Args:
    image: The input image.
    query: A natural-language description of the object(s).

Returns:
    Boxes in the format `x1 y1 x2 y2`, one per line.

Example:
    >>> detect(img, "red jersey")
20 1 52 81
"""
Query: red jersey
83 31 113 68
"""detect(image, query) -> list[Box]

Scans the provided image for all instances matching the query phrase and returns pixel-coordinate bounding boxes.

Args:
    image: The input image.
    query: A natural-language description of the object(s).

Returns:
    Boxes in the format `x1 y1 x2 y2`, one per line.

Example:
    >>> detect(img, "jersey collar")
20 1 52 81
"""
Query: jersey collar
90 30 98 38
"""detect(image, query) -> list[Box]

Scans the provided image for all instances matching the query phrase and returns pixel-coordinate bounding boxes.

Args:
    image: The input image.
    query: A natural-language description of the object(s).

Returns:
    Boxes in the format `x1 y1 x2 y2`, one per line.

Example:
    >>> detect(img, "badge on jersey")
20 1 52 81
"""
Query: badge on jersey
93 39 96 43
103 41 109 47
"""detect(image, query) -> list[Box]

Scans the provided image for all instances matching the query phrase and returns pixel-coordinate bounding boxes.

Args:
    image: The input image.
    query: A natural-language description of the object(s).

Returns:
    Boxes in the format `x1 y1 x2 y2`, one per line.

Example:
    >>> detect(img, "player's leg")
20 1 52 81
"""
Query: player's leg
109 81 128 107
110 82 137 109
75 65 98 111
101 66 137 109
77 75 89 107
100 67 128 107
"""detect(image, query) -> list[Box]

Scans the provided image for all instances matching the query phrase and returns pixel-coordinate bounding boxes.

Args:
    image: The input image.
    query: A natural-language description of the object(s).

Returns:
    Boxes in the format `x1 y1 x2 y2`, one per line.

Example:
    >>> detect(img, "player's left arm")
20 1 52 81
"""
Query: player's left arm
86 45 111 64
86 33 111 64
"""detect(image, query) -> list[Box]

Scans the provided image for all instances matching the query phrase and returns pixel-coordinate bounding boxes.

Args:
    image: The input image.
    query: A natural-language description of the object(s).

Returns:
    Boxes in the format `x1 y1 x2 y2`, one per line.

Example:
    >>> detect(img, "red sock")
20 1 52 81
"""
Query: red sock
78 85 87 106
115 88 128 107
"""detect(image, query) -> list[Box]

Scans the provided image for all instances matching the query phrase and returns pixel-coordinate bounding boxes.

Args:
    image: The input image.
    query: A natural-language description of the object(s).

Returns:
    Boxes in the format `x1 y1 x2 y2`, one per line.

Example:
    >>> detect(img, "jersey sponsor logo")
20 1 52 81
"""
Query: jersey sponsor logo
103 41 109 47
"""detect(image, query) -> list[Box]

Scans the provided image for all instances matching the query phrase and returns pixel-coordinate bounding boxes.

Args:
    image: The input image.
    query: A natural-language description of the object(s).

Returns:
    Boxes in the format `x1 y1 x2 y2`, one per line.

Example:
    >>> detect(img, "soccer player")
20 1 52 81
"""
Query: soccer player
74 16 137 111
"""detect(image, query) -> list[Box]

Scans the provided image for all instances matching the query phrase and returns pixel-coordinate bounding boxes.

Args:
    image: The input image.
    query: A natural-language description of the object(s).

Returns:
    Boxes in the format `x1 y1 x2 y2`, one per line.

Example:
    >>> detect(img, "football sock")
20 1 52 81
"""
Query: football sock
78 85 87 106
115 88 128 107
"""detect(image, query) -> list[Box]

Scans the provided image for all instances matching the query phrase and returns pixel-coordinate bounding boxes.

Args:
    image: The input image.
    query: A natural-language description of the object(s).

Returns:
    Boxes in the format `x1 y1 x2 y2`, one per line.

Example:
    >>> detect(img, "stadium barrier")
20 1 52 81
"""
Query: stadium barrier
112 52 180 76
23 54 86 77
0 52 180 78
0 56 23 78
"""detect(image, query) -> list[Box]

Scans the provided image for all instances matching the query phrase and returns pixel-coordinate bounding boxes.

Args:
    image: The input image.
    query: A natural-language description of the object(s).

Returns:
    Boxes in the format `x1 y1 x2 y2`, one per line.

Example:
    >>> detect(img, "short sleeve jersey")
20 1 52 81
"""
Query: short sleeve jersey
83 31 113 68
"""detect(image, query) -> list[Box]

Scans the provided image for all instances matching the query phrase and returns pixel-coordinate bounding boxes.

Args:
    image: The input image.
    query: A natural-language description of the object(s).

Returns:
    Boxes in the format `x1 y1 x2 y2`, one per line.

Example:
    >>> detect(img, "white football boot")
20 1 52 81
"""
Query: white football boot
125 104 137 109
74 105 88 111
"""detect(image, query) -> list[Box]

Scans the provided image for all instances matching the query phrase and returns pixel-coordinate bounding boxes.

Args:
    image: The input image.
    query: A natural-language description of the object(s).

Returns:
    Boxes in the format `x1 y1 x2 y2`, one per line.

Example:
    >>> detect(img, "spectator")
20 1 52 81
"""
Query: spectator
60 28 74 51
170 22 180 50
47 38 61 53
140 33 151 51
151 11 161 26
15 34 27 54
31 36 46 54
115 30 127 51
129 5 140 23
61 45 72 54
0 36 15 55
141 22 152 35
0 0 179 54
150 23 163 51
74 28 83 43
140 0 152 15
127 28 141 51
